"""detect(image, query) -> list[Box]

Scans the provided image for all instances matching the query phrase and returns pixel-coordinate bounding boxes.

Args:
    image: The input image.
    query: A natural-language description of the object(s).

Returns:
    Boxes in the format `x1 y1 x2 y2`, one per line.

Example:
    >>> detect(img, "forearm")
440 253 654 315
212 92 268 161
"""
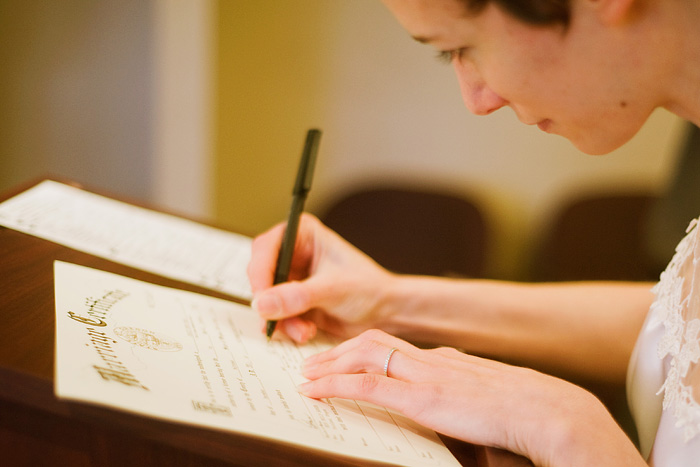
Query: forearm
378 275 654 383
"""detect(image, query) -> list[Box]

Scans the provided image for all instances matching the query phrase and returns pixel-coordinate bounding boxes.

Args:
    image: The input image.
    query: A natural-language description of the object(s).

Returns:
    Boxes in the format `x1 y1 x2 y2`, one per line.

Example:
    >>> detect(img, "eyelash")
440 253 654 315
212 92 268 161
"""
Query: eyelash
436 48 467 64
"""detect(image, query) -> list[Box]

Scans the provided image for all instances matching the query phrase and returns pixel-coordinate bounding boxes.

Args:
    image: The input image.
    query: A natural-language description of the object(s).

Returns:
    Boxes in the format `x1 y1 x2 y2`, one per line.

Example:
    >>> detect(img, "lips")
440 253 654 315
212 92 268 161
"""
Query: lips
513 109 553 133
536 119 552 132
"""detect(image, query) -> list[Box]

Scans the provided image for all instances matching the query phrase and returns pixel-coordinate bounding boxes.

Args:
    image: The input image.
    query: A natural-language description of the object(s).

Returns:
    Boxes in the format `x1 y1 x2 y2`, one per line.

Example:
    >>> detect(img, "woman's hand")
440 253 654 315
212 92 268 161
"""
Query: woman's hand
299 329 646 467
248 214 395 343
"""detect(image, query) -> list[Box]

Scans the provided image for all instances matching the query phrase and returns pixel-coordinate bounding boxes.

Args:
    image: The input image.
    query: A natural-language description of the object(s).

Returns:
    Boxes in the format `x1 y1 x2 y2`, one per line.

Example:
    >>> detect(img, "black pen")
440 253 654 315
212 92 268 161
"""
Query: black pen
265 128 321 340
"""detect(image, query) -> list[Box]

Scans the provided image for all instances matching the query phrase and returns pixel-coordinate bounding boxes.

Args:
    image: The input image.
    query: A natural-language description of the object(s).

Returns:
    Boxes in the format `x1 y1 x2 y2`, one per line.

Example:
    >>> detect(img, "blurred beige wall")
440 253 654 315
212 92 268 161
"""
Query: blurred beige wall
0 0 155 201
0 0 214 219
214 0 685 279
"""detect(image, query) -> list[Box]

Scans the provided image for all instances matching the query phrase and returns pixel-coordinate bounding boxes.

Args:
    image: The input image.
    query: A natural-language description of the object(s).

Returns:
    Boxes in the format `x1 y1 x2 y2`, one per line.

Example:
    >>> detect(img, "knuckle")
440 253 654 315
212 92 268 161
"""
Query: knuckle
433 346 462 357
359 329 388 342
250 234 263 249
301 212 319 224
356 332 388 357
357 373 381 395
250 230 271 252
286 284 311 313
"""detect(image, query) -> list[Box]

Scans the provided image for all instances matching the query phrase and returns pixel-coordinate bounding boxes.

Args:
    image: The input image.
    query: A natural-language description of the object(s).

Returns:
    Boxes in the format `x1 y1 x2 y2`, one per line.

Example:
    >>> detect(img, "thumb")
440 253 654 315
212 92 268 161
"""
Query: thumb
251 280 315 320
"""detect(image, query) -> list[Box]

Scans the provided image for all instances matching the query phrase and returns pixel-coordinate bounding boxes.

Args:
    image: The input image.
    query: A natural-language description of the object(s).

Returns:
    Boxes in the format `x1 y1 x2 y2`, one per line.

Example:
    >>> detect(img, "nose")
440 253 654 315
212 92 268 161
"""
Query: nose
454 62 507 116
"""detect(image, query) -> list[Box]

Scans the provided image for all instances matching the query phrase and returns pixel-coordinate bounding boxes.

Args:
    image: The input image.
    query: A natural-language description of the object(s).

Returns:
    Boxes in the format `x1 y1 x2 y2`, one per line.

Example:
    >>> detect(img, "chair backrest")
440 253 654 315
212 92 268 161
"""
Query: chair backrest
644 122 700 272
320 186 488 277
529 192 658 282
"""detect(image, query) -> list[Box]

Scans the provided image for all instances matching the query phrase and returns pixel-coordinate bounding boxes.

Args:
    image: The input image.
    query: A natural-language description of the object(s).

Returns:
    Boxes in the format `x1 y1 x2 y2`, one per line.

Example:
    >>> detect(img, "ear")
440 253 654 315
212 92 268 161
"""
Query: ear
590 0 637 25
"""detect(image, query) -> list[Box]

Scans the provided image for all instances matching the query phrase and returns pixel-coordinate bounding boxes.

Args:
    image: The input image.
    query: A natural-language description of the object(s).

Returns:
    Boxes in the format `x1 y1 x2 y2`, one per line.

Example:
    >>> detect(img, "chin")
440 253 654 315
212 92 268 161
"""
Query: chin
567 118 649 155
568 131 637 156
573 142 619 156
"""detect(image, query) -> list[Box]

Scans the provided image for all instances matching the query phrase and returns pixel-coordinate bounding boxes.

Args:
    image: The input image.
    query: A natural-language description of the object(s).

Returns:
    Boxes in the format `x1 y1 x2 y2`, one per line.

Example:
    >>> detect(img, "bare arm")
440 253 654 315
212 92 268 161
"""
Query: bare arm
250 215 654 384
378 276 654 383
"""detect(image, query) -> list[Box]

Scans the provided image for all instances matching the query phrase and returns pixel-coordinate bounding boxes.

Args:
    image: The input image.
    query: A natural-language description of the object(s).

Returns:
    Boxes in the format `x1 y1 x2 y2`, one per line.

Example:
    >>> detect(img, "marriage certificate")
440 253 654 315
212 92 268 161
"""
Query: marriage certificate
54 261 461 466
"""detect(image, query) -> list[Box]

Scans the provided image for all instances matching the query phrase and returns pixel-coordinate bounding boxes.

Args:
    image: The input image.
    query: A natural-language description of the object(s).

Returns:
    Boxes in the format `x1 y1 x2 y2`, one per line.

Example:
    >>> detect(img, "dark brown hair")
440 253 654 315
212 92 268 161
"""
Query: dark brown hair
461 0 570 25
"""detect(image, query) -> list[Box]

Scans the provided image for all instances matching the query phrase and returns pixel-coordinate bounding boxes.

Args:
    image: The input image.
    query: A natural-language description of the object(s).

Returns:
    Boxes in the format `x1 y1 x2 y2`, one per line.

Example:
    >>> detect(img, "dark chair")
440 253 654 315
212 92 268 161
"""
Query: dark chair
319 186 488 277
531 122 700 283
644 122 700 272
529 192 659 282
526 191 662 447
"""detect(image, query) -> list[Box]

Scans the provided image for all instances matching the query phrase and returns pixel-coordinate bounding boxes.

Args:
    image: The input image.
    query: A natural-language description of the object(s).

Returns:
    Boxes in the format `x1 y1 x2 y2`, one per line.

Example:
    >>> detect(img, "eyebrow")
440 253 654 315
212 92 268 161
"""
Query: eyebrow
412 35 436 44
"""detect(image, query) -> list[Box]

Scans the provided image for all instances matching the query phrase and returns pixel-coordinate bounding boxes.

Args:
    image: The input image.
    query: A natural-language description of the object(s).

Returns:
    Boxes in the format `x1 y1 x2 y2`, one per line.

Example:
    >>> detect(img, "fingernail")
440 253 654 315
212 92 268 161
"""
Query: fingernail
289 325 305 343
252 293 282 317
298 381 312 395
290 321 316 343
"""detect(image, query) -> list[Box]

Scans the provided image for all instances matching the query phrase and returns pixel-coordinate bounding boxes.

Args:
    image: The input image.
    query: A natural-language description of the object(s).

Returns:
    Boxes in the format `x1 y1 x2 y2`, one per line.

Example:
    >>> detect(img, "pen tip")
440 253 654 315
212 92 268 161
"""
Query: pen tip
265 320 276 340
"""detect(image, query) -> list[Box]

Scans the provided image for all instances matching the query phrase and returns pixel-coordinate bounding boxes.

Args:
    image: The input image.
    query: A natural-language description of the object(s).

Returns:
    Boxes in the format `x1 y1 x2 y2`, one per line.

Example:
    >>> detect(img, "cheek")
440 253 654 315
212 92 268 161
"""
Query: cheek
474 49 552 105
477 35 557 98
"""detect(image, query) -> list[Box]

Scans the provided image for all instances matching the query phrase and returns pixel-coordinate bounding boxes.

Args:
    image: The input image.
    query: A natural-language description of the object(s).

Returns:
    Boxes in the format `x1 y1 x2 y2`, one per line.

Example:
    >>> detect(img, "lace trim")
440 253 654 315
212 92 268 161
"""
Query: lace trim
654 218 700 442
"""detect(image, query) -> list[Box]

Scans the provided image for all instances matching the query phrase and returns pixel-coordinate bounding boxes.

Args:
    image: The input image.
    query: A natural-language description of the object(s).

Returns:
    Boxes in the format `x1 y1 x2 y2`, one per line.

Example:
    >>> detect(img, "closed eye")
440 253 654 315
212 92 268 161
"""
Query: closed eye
436 50 454 64
435 48 469 64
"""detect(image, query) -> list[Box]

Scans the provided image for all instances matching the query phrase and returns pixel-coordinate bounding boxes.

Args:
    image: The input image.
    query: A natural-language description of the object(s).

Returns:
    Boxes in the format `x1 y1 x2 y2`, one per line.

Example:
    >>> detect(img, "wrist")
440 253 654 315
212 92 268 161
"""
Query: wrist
537 387 644 467
370 271 405 332
377 274 472 344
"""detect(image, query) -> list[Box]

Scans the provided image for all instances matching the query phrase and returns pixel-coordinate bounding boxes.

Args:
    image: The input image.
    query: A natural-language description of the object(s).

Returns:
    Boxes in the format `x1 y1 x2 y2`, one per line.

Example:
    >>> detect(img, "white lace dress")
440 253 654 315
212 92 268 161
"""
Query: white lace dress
627 218 700 465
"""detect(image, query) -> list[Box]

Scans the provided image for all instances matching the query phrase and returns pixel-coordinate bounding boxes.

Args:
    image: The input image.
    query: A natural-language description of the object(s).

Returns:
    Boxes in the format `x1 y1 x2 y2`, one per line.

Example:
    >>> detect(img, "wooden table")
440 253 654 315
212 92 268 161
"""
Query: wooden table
0 179 532 466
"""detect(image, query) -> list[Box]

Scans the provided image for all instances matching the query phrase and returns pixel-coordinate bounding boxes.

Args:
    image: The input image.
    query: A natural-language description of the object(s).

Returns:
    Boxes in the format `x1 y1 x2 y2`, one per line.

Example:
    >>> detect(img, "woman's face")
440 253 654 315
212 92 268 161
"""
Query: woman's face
382 0 658 155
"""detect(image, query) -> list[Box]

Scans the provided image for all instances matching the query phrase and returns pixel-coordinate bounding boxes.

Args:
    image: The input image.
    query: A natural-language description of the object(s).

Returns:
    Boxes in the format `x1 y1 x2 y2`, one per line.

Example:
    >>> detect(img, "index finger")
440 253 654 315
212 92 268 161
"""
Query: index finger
304 330 416 368
247 222 286 294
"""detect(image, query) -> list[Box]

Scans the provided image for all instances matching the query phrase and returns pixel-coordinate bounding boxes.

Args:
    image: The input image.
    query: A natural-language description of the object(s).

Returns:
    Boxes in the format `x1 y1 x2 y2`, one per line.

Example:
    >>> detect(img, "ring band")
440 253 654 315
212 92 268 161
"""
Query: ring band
383 347 398 377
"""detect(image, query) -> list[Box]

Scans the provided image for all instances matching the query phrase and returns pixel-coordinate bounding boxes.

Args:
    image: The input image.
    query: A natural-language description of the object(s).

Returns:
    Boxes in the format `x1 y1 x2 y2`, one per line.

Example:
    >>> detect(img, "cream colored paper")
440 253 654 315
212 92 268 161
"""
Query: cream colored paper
53 261 460 466
0 180 252 299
